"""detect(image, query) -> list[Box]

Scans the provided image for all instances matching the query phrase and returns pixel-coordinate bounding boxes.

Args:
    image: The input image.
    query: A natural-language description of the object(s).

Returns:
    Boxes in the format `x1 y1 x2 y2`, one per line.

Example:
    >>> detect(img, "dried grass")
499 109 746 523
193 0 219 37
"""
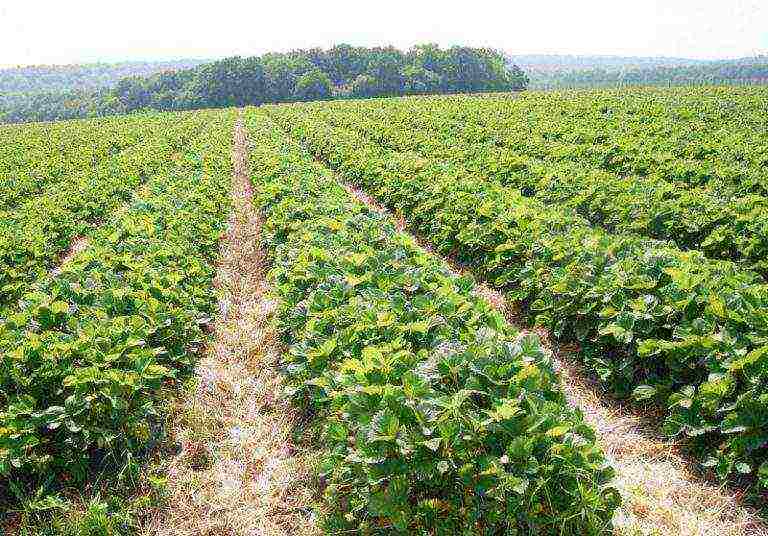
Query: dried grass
342 179 768 536
143 118 319 536
51 236 90 276
553 354 768 536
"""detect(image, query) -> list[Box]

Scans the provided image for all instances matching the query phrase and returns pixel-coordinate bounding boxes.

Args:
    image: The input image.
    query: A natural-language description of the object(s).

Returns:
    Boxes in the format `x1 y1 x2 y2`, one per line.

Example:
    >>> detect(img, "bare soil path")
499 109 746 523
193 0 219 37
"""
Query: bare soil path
146 116 318 536
51 236 90 277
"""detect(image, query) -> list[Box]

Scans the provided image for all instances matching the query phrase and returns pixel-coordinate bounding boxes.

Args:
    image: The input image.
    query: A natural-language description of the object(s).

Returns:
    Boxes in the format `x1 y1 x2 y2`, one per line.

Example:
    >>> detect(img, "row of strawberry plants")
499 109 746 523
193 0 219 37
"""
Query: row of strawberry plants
313 87 768 194
0 113 164 211
245 110 619 534
486 88 768 193
311 98 768 274
265 103 768 489
0 110 210 312
0 109 235 486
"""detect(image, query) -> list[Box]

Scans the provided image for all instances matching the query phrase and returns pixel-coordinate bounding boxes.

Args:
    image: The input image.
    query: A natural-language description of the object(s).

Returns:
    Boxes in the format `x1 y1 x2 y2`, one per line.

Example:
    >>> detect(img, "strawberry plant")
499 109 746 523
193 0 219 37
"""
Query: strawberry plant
0 113 164 211
247 111 619 534
0 110 211 313
266 101 768 490
0 110 234 485
306 90 768 275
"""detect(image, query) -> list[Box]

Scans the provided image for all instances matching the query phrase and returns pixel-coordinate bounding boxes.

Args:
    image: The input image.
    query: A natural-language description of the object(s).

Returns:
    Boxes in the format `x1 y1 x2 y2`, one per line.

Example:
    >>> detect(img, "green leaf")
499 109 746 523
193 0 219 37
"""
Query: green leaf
545 425 571 438
633 385 657 401
708 294 727 318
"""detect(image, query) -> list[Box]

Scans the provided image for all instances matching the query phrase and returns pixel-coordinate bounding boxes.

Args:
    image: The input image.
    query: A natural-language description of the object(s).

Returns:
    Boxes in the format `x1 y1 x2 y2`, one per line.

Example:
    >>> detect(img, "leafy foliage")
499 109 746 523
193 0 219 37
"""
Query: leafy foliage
518 55 768 89
265 94 768 490
0 114 157 211
247 111 618 534
0 60 207 94
301 88 768 275
0 111 210 312
0 45 528 124
0 110 233 487
294 69 333 101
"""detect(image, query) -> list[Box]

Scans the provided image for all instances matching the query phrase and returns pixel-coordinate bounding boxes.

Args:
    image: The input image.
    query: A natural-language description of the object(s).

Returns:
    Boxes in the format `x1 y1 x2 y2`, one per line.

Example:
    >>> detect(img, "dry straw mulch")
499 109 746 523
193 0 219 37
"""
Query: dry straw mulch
144 118 319 536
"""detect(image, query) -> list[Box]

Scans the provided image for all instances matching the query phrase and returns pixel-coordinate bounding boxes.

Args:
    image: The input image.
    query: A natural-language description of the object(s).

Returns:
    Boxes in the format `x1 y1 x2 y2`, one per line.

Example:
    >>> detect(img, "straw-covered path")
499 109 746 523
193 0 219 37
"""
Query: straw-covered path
145 116 319 536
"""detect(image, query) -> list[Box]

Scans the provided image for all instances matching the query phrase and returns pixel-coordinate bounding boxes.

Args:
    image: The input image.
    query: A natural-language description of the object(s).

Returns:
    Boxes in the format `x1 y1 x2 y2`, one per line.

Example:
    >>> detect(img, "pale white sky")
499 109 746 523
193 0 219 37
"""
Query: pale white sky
1 0 767 67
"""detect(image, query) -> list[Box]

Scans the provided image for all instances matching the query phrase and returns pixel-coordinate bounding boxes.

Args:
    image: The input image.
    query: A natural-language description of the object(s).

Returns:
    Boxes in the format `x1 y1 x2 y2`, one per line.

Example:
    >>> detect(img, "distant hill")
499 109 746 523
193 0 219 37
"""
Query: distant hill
509 54 768 88
508 54 708 73
0 60 209 94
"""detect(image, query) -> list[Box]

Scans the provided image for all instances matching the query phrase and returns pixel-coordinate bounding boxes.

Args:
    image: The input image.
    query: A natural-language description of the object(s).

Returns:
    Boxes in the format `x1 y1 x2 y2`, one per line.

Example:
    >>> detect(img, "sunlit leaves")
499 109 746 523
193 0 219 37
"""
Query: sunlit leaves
249 110 619 534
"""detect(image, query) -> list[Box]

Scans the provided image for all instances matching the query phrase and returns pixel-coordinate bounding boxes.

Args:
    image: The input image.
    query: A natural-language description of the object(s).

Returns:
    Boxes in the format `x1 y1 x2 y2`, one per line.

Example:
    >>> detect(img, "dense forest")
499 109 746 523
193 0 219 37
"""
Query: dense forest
0 45 527 124
516 55 768 88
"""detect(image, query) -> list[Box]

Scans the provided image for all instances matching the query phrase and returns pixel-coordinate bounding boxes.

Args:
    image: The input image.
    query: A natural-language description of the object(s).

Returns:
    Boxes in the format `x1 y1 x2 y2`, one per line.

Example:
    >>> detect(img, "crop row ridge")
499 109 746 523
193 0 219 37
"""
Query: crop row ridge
279 117 768 536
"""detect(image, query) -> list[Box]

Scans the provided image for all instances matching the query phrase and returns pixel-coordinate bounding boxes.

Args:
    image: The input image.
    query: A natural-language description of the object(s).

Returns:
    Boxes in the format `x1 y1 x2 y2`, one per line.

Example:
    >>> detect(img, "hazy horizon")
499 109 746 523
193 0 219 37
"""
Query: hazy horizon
2 52 767 72
1 0 766 68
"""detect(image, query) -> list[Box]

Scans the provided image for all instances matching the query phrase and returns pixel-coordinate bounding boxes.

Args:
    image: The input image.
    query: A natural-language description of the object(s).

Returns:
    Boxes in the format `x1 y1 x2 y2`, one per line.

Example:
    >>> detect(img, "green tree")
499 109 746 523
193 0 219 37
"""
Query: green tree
262 54 314 102
350 74 380 98
402 65 443 94
0 44 533 123
294 68 333 101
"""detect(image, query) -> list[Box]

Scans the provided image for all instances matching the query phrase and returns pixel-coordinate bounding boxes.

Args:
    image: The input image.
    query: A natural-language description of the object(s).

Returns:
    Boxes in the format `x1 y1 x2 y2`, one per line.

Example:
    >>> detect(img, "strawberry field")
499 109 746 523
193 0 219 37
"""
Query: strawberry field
1 109 235 511
245 111 618 533
256 87 768 506
3 87 768 533
254 89 768 524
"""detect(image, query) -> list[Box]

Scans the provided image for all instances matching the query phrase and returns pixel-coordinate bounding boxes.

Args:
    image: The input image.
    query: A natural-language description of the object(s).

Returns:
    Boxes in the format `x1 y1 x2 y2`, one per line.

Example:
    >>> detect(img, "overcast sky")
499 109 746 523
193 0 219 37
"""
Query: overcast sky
1 0 767 67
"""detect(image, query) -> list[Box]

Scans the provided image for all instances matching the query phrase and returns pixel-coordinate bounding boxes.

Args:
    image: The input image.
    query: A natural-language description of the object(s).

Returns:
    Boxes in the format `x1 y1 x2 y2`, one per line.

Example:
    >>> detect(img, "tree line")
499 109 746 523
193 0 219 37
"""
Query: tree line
525 57 768 89
0 45 528 124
